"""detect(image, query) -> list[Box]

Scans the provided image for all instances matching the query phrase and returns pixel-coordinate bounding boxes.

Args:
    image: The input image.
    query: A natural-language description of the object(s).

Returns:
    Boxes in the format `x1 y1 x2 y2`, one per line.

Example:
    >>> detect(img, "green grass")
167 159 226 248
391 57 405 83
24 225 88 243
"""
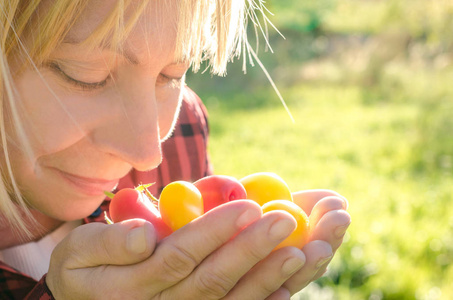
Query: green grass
184 76 453 299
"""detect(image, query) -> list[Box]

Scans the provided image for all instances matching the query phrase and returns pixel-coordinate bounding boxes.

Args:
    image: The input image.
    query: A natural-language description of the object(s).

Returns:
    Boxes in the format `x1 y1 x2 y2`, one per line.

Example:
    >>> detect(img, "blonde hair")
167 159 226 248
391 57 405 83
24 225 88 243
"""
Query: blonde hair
0 0 274 237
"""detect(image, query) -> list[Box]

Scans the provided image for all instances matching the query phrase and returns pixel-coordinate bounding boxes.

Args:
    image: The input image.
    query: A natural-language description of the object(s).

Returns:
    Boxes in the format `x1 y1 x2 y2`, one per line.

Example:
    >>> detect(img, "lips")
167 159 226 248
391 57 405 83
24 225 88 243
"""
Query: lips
53 168 120 196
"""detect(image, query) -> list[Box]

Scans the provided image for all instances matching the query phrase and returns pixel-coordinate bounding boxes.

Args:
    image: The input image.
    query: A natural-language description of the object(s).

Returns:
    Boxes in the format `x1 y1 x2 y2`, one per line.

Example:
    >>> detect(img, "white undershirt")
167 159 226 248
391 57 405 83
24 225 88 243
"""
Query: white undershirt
0 220 82 281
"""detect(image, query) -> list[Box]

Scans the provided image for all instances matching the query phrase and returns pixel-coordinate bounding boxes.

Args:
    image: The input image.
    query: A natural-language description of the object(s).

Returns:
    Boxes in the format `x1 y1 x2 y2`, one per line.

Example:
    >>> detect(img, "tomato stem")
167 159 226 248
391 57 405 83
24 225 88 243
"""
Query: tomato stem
104 191 115 199
104 211 114 224
136 183 159 207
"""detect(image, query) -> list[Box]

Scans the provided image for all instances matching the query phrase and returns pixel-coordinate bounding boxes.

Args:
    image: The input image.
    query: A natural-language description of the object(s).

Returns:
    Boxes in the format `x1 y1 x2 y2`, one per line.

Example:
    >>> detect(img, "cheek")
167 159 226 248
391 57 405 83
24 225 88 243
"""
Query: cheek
5 148 103 221
21 178 102 221
13 70 86 156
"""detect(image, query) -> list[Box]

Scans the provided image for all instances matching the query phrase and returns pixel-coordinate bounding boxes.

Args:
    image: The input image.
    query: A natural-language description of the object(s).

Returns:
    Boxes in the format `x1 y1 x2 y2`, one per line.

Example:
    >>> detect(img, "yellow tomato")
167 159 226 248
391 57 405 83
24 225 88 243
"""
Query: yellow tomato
240 172 293 206
159 181 204 231
262 200 310 250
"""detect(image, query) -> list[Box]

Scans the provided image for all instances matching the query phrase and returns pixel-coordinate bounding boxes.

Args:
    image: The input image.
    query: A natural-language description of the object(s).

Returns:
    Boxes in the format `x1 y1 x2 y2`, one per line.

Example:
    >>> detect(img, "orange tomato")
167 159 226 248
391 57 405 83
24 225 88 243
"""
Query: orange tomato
158 181 204 231
262 200 309 250
240 172 293 206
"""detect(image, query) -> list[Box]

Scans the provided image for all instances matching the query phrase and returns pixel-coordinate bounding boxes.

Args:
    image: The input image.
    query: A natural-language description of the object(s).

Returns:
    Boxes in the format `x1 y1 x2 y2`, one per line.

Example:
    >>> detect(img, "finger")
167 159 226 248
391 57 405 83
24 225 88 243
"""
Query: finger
292 189 347 216
52 220 156 269
265 287 291 300
160 210 296 299
308 210 351 281
47 220 156 299
282 240 333 295
165 210 297 299
226 246 305 300
309 209 351 250
135 200 263 295
308 196 348 230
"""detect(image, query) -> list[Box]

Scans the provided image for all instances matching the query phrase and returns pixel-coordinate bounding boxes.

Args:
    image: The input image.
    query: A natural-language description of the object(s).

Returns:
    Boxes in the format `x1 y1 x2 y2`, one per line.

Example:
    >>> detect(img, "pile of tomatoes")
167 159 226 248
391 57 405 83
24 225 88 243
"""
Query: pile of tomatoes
106 172 309 250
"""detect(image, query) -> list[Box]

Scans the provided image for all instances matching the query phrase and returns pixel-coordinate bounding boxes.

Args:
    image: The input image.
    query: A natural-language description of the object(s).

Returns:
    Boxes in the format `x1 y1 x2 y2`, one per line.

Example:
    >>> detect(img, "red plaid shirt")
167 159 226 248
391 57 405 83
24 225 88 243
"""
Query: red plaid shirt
0 87 213 299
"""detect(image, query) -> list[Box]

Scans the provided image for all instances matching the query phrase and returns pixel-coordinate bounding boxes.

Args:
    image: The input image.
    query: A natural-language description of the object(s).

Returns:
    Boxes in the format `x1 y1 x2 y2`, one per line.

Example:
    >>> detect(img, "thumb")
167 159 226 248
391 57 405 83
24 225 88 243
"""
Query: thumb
52 219 156 269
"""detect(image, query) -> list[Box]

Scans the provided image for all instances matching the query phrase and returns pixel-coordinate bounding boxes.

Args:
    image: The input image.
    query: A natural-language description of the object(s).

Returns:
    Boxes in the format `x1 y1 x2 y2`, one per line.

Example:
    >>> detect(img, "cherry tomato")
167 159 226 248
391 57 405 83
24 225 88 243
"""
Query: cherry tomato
240 172 293 206
109 188 173 241
158 181 204 231
262 200 309 250
194 175 247 212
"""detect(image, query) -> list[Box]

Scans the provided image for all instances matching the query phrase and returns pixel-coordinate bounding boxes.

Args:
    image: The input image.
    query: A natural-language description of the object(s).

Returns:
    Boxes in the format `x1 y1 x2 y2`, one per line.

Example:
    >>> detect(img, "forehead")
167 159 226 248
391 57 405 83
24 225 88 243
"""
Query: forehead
63 0 179 57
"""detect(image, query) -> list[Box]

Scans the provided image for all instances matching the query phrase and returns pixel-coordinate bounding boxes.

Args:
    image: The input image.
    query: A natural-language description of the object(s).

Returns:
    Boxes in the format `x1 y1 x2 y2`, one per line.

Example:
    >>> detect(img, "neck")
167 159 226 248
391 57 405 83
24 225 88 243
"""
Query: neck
0 209 63 250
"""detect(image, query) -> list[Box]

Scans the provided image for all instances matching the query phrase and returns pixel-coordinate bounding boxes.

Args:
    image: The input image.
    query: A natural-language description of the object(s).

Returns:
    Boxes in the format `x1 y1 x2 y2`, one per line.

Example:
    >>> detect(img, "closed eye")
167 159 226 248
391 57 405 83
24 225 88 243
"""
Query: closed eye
158 73 184 88
47 62 109 91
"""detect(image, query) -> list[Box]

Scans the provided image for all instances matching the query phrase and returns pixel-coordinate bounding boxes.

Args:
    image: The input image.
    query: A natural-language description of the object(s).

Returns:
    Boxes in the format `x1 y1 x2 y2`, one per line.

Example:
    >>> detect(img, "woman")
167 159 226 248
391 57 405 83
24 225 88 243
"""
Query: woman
0 0 350 299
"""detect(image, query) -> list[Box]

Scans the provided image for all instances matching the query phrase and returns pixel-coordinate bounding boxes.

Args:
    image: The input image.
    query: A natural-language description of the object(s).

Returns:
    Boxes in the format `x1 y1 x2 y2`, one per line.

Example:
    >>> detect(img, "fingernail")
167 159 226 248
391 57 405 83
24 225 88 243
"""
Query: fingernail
334 223 350 239
127 225 149 254
236 209 260 228
341 197 349 210
316 255 333 269
268 218 296 241
282 257 305 276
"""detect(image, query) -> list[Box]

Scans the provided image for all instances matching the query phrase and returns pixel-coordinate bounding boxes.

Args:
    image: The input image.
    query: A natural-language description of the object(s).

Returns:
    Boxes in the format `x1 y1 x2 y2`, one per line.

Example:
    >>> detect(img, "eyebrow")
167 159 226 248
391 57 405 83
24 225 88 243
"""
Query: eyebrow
62 36 140 65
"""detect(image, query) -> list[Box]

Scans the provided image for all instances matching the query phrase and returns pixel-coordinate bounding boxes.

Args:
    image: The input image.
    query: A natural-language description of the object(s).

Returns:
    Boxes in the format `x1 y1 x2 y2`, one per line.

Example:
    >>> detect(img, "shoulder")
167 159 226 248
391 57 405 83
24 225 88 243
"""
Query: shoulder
0 260 51 299
182 85 207 114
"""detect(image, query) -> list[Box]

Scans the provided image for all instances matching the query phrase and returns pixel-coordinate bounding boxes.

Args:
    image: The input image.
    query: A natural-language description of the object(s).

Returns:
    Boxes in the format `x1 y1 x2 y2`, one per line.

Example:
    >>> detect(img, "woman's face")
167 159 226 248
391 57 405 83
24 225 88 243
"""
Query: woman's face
6 1 188 221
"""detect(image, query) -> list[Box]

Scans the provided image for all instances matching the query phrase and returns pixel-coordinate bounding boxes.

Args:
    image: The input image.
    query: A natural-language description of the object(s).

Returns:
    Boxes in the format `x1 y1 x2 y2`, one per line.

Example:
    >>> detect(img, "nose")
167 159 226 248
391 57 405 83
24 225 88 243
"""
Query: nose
91 80 162 172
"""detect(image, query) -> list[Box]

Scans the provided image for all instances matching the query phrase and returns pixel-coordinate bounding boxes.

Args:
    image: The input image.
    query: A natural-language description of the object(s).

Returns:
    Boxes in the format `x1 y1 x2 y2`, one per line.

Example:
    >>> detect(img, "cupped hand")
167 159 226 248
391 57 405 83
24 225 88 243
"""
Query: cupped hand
46 200 304 299
46 191 350 300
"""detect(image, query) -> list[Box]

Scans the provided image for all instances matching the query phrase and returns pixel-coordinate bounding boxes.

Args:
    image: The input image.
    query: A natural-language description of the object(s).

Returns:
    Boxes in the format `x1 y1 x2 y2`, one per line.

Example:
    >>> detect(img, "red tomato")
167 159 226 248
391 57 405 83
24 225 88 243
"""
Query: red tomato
159 181 204 231
109 188 173 241
194 175 247 212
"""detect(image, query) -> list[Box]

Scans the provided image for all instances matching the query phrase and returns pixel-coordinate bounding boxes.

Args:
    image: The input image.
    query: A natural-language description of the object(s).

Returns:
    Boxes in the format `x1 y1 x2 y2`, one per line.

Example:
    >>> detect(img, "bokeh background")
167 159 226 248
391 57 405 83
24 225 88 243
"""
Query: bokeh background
186 1 453 299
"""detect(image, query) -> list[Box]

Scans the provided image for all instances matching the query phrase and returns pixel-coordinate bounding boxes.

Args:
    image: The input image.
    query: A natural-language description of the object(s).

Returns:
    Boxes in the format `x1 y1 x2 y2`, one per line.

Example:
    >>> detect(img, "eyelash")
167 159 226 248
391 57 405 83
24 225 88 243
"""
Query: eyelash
48 61 184 91
48 62 109 91
158 73 183 88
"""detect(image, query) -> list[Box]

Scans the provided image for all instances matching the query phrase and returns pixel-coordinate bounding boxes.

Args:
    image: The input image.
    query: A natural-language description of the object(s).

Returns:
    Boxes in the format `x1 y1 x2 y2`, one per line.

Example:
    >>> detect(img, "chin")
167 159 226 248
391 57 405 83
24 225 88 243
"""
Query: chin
45 195 106 221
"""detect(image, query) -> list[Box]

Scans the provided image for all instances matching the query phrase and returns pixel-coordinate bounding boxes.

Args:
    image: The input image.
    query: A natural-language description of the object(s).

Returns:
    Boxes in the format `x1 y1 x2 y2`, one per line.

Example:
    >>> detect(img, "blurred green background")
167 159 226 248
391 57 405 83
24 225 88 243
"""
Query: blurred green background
186 1 453 299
